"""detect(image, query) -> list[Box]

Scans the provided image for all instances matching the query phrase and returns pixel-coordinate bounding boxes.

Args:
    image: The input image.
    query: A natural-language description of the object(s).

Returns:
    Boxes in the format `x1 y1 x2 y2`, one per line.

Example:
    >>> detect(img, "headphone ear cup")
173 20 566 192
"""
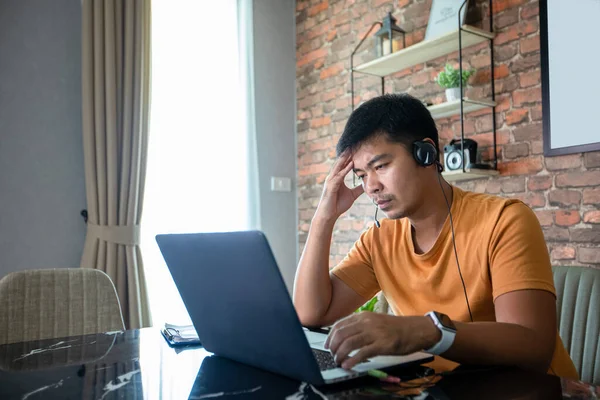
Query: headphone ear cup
413 141 438 167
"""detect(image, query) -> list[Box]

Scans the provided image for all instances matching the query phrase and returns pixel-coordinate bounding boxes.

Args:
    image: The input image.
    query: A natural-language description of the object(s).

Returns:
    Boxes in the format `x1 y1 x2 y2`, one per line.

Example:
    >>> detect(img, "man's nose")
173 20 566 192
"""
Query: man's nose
364 175 382 195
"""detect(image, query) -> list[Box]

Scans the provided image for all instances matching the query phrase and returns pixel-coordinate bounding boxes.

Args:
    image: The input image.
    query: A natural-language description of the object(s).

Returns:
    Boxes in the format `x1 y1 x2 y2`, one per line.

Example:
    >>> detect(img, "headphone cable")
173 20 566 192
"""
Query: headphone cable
436 167 473 323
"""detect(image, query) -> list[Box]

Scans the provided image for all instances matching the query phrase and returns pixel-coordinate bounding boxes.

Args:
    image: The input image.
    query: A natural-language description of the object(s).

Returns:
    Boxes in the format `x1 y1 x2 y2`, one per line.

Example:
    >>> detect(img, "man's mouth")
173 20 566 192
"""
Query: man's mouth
376 199 392 210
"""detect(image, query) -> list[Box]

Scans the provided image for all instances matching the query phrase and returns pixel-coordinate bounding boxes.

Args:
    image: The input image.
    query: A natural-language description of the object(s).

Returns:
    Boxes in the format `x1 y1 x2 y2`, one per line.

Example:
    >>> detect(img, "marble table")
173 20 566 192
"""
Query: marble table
0 328 597 399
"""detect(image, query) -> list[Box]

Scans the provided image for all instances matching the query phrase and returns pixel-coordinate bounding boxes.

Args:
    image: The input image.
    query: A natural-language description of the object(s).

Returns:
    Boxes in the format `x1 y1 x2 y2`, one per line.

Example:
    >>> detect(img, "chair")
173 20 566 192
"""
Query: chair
0 268 125 345
552 265 600 385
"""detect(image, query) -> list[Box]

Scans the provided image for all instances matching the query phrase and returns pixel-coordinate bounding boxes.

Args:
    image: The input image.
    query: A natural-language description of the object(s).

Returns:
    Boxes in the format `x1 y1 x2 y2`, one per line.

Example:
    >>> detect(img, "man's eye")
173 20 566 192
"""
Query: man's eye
357 175 364 181
375 164 386 170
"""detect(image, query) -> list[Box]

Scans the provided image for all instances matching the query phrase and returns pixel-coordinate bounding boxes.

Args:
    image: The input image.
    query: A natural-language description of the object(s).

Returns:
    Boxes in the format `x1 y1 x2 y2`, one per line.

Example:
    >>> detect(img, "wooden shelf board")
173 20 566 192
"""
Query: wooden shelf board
354 25 495 77
442 167 499 182
428 98 496 120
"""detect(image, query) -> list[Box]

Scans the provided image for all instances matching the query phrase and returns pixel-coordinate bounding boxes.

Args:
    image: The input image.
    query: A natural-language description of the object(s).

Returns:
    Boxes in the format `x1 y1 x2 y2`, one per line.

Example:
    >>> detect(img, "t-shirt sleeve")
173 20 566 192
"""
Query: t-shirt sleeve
330 227 380 301
488 201 556 300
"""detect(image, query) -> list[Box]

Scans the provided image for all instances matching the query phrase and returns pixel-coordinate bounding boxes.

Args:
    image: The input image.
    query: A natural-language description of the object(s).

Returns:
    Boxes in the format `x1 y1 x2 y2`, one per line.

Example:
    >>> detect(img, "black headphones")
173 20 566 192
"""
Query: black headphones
413 140 442 172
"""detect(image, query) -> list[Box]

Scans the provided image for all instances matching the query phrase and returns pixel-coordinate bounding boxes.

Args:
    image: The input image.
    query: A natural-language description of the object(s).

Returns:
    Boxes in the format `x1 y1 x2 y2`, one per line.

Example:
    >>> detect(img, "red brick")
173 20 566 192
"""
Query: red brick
495 19 538 45
514 191 546 208
469 130 510 147
528 175 552 191
554 211 581 227
501 176 526 193
530 105 543 121
496 7 519 29
308 137 334 151
535 210 553 227
315 173 328 184
335 96 350 110
307 1 328 17
512 122 542 141
297 1 309 12
494 64 510 80
326 29 337 42
512 54 541 73
506 109 528 125
545 154 582 171
519 70 540 88
499 157 543 176
531 140 544 155
520 35 540 54
570 227 600 243
298 48 328 67
485 180 502 194
320 63 344 80
543 226 569 242
548 190 581 207
556 171 600 188
584 151 600 168
512 88 542 107
298 110 311 120
584 211 600 224
306 22 331 40
310 116 331 128
578 247 600 264
583 189 600 205
496 95 511 113
493 0 529 13
521 3 539 20
503 143 529 159
412 70 431 86
313 58 325 69
551 246 576 260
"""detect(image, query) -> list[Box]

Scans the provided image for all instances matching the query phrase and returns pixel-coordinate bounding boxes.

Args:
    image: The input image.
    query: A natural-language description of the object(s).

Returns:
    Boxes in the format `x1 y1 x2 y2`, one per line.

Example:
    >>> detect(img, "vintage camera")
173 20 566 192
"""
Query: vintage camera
443 139 478 171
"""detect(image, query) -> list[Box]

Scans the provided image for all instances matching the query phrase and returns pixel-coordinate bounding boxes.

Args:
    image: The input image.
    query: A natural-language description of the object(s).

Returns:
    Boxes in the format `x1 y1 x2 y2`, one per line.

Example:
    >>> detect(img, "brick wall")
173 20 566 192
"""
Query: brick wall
296 0 600 268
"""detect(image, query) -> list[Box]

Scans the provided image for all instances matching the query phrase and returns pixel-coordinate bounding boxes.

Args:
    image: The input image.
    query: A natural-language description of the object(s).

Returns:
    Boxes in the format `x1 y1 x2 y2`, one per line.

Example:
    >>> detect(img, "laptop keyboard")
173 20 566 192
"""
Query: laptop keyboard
312 349 338 371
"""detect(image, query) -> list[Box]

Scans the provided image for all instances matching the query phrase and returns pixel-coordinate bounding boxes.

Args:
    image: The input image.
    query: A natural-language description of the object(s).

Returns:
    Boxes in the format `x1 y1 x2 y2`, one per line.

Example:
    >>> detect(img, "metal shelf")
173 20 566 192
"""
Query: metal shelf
428 98 496 120
353 25 495 77
349 1 498 173
442 167 499 182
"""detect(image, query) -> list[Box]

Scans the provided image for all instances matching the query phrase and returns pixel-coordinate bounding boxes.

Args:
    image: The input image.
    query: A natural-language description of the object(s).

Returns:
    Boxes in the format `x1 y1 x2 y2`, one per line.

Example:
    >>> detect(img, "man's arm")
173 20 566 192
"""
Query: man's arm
293 217 366 327
293 151 365 327
441 289 556 372
325 289 556 372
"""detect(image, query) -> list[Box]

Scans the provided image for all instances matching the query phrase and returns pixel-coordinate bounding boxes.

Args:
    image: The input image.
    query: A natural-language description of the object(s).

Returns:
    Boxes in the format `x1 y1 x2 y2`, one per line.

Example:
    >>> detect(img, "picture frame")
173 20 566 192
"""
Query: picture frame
540 0 600 156
425 0 471 41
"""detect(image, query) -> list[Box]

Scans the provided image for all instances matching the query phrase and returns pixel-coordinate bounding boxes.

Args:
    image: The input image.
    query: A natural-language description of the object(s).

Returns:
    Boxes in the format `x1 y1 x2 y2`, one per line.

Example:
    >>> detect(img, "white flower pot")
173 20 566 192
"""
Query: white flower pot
445 87 463 102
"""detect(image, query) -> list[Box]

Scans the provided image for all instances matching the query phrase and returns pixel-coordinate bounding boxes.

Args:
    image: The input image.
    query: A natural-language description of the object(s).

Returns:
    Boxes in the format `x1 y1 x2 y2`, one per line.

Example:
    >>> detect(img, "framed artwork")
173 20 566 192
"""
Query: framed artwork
540 0 600 156
425 0 470 40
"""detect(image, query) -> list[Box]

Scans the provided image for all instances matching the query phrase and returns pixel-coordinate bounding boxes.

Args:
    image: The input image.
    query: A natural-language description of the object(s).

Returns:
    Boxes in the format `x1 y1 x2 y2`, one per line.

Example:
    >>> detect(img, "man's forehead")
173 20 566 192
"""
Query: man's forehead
350 138 406 163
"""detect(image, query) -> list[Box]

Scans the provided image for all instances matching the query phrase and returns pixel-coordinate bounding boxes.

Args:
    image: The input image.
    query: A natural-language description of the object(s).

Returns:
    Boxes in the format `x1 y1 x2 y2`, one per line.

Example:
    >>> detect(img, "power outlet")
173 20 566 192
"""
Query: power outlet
271 177 292 192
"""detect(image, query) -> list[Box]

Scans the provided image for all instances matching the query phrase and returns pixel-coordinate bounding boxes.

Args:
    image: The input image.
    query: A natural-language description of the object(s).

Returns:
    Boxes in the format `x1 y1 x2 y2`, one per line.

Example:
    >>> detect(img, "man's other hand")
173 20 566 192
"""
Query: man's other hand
324 312 440 370
314 151 364 223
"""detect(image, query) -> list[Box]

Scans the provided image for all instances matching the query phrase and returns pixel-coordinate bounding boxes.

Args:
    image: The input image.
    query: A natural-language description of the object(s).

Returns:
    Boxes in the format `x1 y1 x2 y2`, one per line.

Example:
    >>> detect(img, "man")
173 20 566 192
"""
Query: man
293 93 578 378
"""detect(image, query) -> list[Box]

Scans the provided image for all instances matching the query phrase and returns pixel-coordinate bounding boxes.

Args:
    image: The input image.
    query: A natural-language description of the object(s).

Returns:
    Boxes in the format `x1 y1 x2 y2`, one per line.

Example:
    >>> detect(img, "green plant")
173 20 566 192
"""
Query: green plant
355 296 378 313
435 63 475 89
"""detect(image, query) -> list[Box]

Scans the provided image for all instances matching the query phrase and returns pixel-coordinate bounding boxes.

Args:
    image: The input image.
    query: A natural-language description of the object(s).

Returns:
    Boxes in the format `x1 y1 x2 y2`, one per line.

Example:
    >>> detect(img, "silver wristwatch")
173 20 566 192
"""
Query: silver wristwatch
424 311 457 355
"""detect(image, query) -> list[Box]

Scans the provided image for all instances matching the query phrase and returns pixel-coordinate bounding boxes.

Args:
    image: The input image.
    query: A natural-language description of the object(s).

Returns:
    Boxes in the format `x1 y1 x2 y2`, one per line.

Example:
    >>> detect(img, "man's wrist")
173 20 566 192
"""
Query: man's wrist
421 315 442 350
311 212 337 229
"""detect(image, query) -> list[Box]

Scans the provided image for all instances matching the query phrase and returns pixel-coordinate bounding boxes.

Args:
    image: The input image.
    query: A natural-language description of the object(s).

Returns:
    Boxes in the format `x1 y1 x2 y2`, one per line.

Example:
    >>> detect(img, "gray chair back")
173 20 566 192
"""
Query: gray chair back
553 265 600 385
0 268 125 345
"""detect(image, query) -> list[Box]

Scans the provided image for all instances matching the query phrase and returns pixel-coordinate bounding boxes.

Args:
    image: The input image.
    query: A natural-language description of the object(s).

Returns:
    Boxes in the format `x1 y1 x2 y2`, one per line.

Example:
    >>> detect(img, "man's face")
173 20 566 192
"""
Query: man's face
352 135 423 220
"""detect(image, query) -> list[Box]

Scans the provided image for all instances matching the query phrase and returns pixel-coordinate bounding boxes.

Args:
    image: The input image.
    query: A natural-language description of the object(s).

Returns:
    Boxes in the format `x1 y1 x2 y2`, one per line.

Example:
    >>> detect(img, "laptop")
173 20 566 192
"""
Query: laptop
155 230 433 385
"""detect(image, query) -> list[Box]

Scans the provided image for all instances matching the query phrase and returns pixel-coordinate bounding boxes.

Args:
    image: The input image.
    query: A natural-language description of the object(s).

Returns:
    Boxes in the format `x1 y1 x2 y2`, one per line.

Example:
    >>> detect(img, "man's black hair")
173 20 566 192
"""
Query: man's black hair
336 93 439 157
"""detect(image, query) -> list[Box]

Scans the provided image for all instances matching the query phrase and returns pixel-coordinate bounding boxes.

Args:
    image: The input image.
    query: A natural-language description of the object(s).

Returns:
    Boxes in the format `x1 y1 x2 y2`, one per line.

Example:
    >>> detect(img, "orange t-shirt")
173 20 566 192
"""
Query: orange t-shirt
331 185 578 379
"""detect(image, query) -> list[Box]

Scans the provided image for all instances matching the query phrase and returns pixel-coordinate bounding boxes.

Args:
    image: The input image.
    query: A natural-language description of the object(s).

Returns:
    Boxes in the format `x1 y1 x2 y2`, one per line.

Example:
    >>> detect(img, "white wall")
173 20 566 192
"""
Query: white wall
0 0 86 277
252 0 298 292
0 0 299 290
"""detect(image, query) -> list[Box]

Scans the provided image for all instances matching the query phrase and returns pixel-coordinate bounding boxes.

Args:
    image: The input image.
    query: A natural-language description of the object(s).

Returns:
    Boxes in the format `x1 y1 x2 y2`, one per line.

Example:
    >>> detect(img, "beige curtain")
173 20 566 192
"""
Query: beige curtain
80 0 152 329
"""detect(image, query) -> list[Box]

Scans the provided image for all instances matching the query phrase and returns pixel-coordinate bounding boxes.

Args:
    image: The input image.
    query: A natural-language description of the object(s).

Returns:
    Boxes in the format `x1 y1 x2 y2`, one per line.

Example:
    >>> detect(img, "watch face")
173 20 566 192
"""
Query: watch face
436 312 457 331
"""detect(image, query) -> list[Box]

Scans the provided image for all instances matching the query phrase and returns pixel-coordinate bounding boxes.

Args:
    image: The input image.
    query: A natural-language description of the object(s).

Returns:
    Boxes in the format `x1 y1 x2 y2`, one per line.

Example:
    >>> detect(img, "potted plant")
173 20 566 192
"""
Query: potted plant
355 296 378 313
435 63 475 102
